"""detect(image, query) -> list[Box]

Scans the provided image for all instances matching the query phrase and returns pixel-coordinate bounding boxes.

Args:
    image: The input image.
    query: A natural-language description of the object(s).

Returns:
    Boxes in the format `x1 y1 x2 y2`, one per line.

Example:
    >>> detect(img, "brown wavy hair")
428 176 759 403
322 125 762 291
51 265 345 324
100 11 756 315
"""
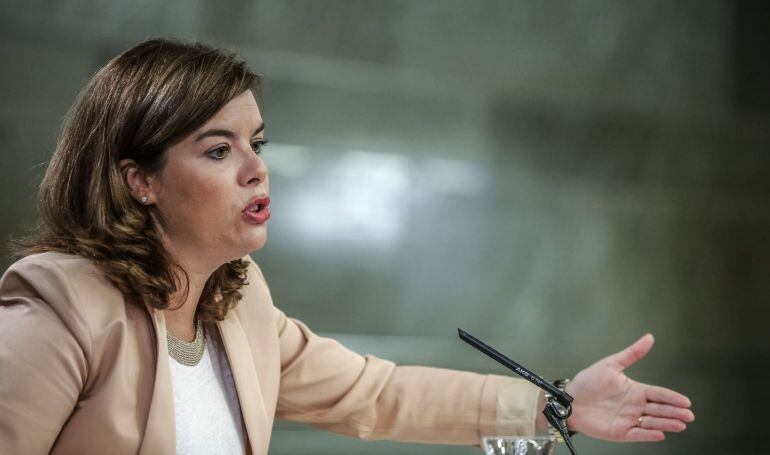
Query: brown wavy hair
17 38 261 321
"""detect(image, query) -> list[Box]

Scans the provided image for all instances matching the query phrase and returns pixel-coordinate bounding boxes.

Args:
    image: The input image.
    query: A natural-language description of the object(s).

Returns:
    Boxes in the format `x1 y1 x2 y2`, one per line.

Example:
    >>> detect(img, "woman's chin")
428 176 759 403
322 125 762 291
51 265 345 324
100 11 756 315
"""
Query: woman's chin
217 231 267 263
243 233 268 254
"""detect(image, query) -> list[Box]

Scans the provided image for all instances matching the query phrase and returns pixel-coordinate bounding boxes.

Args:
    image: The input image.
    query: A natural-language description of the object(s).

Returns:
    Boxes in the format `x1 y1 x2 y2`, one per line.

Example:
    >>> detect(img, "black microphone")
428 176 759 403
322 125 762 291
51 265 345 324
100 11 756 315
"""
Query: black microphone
458 328 578 455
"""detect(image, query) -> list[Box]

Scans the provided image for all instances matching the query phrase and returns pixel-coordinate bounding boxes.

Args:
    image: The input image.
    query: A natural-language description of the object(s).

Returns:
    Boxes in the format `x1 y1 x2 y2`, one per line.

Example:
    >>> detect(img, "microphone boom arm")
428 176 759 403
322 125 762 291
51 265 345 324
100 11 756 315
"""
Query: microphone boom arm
458 328 578 455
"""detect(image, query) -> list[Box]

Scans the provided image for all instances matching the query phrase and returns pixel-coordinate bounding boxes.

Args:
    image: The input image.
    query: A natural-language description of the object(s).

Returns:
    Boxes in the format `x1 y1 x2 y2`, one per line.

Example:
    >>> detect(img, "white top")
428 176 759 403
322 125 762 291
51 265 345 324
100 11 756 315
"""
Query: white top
168 323 246 455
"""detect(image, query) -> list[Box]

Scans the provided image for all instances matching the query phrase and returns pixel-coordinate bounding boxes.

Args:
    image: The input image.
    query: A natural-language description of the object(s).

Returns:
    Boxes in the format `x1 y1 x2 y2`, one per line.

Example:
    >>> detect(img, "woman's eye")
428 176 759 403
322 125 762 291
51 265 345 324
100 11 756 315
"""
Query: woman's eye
207 146 230 160
251 139 269 155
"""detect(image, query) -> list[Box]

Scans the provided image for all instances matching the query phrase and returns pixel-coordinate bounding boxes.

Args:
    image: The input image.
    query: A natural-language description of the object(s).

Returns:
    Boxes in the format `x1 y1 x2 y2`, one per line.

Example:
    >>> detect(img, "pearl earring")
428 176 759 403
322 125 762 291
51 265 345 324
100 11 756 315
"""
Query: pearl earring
140 196 148 204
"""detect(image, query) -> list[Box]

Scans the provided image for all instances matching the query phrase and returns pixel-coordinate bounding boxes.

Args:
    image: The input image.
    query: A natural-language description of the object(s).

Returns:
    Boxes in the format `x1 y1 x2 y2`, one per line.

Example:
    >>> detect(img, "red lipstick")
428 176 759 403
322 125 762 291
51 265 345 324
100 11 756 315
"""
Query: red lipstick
242 196 270 224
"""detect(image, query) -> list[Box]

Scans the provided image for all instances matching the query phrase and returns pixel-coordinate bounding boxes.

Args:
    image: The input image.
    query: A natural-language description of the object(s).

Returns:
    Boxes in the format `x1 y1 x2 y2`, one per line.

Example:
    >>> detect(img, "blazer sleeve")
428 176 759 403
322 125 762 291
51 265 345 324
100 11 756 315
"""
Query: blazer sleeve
0 257 89 454
272 309 539 444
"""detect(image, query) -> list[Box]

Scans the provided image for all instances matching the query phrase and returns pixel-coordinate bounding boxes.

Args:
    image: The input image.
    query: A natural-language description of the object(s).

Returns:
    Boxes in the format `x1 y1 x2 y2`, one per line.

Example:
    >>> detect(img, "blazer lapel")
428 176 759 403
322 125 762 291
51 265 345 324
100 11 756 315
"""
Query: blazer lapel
138 308 176 455
135 306 269 454
218 312 270 455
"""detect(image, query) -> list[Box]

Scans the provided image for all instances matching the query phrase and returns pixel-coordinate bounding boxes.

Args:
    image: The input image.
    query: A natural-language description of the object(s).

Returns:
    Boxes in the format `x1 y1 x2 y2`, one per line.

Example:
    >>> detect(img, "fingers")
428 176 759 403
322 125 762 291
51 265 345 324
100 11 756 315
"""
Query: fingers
626 428 665 442
646 385 692 408
625 414 688 442
644 403 695 422
638 416 687 433
606 333 655 370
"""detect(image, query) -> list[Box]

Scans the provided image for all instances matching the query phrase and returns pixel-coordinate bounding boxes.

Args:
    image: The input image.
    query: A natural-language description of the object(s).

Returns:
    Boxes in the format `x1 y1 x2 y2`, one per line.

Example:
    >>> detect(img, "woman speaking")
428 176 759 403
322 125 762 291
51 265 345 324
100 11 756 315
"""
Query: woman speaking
0 39 694 454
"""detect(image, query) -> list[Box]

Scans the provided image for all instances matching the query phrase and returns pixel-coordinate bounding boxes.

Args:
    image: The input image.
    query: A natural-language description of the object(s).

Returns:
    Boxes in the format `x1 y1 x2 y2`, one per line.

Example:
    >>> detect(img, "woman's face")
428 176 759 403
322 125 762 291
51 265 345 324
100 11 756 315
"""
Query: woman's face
146 90 270 268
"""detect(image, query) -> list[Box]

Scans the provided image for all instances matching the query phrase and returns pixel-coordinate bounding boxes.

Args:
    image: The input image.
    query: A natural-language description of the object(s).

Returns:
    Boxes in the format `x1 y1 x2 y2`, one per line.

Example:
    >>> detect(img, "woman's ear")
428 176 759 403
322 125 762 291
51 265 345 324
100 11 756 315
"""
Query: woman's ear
119 159 155 205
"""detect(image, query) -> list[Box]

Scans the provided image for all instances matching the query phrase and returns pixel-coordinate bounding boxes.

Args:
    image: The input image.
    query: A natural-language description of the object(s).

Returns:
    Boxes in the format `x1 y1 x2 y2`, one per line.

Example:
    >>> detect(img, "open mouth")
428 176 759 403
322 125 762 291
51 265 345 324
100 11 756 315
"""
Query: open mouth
243 197 270 213
242 197 271 224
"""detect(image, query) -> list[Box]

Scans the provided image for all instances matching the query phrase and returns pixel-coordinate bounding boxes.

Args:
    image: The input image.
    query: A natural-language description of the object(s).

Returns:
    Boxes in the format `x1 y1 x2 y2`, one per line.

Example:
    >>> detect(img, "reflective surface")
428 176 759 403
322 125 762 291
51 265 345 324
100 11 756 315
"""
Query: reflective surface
482 437 556 455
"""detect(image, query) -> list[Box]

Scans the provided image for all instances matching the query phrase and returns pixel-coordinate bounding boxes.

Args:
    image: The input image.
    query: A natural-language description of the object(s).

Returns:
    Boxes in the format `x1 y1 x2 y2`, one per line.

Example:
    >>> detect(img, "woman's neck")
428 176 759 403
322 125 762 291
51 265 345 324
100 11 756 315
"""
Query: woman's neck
161 239 221 342
163 272 208 342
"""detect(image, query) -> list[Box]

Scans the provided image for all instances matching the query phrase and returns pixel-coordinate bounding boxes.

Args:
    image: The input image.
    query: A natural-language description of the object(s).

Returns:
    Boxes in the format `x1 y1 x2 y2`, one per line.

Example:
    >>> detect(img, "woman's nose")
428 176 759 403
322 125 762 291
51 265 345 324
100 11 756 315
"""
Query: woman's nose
241 147 268 186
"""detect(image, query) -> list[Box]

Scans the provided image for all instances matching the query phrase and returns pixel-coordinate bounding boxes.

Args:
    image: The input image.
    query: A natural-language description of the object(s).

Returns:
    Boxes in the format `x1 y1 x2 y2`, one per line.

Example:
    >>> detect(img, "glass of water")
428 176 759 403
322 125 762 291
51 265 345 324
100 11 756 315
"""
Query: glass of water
482 436 556 455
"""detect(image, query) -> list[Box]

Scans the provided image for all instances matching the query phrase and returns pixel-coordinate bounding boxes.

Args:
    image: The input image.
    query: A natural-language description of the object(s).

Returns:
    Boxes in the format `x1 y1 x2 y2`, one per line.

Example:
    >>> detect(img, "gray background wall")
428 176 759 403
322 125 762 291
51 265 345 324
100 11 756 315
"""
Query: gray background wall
1 1 769 454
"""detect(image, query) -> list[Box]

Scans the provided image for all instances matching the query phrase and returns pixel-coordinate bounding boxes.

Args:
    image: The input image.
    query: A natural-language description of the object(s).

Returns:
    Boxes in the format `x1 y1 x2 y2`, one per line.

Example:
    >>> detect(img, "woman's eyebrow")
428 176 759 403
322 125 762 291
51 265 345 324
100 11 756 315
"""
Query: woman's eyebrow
194 123 265 142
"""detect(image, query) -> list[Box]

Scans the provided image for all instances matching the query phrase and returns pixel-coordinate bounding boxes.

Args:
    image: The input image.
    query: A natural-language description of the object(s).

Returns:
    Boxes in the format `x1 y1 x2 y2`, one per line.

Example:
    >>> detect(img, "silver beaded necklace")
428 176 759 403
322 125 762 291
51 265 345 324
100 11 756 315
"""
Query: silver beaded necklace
166 319 205 366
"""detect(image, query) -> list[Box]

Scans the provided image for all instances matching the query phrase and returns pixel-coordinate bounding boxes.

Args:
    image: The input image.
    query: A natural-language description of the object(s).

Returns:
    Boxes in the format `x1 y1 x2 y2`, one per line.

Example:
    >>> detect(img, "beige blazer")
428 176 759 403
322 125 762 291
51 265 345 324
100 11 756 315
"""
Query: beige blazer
0 252 538 454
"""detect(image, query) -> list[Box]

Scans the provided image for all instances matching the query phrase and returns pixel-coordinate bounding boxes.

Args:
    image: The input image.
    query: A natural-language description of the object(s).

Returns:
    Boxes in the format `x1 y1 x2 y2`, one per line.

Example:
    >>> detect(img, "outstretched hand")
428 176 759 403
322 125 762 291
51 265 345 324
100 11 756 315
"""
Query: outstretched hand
565 334 694 442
